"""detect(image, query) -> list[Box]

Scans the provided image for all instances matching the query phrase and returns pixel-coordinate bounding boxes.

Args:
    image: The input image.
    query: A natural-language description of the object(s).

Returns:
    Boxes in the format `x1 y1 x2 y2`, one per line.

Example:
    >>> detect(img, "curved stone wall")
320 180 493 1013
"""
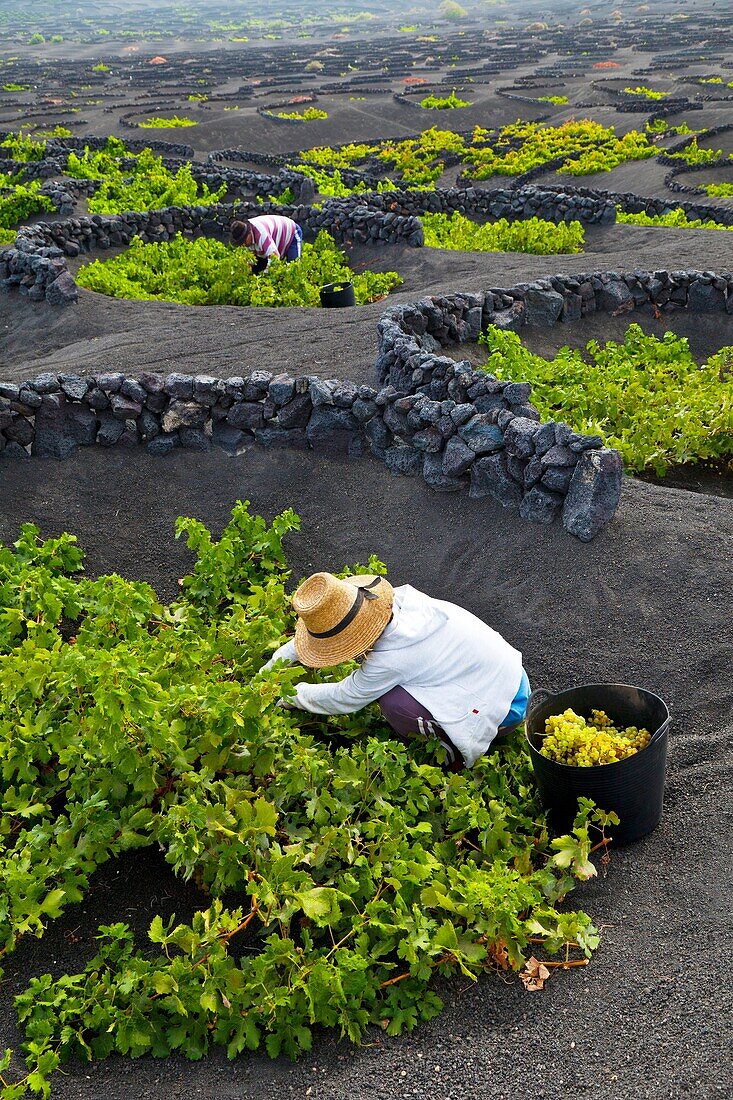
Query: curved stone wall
2 267 731 540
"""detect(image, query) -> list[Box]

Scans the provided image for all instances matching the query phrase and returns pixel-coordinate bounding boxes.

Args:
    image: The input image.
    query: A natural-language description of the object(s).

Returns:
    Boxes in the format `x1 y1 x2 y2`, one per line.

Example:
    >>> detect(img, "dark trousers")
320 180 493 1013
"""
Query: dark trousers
378 686 463 770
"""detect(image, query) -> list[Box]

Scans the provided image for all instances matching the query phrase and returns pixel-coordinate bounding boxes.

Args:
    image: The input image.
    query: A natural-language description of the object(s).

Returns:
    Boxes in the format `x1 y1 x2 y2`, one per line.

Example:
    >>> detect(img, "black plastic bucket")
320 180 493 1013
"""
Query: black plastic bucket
320 281 356 308
525 684 670 845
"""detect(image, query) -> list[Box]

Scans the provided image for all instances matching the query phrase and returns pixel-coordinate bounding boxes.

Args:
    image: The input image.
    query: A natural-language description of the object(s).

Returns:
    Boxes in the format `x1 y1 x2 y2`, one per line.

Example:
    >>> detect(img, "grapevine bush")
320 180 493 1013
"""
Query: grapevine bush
422 212 584 255
616 207 733 232
463 120 655 180
68 142 228 213
138 115 198 129
0 506 607 1096
0 174 54 229
419 90 472 109
287 165 398 197
479 323 733 474
704 182 733 198
623 85 669 100
275 107 328 121
0 132 47 162
76 230 403 306
89 162 226 215
668 138 728 165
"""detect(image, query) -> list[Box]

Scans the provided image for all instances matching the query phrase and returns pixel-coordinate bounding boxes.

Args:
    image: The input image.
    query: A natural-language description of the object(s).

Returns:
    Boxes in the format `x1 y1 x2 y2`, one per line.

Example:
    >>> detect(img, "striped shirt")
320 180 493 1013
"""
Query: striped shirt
246 215 299 263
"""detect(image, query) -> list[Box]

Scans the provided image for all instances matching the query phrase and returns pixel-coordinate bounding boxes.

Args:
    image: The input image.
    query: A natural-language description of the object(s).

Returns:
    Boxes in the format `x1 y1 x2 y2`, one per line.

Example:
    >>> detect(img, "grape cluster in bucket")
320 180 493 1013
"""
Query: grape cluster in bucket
540 708 651 766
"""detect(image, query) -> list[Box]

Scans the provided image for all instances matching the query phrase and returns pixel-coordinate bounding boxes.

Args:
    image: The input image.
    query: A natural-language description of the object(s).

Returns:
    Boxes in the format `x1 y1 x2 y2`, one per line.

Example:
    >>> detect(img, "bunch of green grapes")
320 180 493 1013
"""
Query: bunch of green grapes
540 708 651 766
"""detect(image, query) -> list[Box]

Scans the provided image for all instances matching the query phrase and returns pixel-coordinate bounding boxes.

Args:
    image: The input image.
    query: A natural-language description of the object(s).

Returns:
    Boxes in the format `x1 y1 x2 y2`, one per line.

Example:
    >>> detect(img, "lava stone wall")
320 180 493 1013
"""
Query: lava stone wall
536 182 733 228
0 352 616 543
355 187 617 225
4 268 732 539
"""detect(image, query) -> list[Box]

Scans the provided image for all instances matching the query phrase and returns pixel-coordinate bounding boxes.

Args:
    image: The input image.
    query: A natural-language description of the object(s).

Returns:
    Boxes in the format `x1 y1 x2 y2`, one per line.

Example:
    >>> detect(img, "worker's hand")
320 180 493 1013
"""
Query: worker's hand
277 696 296 710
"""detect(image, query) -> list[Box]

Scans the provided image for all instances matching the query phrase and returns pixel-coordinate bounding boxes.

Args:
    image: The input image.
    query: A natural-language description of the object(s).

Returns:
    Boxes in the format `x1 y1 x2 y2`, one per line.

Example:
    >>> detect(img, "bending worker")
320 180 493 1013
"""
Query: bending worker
230 214 303 273
263 571 531 770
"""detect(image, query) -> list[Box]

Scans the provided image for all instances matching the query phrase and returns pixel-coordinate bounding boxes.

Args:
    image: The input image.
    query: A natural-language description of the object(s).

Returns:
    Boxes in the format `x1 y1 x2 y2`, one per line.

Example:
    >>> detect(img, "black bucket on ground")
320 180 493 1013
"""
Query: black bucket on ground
525 683 670 845
320 281 356 308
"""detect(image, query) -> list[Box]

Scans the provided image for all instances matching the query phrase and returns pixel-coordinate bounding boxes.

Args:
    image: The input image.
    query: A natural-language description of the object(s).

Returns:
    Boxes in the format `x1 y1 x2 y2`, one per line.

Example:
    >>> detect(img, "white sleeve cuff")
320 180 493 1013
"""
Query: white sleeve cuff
262 638 299 671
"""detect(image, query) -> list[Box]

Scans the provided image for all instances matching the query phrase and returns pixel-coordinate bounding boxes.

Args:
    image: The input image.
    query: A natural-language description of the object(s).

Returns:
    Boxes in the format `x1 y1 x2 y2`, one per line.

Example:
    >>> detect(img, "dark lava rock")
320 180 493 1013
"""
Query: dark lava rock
525 288 564 327
212 423 247 456
254 427 309 450
45 271 78 306
277 392 312 429
597 280 633 313
504 416 540 459
519 486 564 524
442 435 475 477
423 452 466 492
458 414 504 455
687 281 727 312
385 444 422 477
469 453 523 508
364 417 391 458
179 428 211 451
161 400 206 433
96 414 126 447
59 374 88 402
33 394 96 458
227 401 265 432
562 447 623 541
306 407 359 454
147 432 179 456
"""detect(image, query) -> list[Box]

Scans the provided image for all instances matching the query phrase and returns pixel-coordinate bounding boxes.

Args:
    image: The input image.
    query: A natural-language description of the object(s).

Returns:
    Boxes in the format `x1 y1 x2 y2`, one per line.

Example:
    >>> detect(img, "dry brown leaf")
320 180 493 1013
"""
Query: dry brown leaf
487 939 511 971
519 955 551 991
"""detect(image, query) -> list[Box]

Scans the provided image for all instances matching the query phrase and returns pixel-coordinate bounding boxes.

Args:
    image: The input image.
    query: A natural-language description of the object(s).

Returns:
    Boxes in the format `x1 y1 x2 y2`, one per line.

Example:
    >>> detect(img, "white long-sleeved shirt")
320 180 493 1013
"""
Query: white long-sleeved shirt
265 584 523 766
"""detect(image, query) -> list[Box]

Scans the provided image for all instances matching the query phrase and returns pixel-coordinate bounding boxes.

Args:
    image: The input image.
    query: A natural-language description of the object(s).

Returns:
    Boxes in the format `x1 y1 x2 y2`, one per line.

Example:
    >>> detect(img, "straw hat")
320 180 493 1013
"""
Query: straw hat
292 572 394 668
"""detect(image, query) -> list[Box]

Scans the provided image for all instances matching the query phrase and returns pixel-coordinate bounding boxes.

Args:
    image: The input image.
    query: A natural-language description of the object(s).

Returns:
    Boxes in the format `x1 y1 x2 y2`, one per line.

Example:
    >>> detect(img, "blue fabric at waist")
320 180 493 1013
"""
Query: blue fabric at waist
500 669 531 728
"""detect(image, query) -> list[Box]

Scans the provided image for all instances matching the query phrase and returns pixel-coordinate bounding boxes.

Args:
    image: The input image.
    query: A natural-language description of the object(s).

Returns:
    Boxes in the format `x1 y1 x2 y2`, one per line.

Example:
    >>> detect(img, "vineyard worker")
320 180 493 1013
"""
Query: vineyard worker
230 215 303 273
262 572 530 770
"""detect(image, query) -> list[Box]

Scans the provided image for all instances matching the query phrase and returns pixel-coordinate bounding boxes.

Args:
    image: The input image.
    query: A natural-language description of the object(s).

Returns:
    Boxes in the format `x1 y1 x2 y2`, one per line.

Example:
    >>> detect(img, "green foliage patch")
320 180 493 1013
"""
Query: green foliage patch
479 323 733 474
419 89 472 109
138 115 198 129
275 107 328 121
0 507 607 1095
623 85 669 100
0 132 46 162
704 182 733 198
668 138 729 165
76 230 402 307
288 164 397 197
465 120 656 179
64 141 227 215
616 207 733 231
90 162 225 215
0 174 54 229
422 212 584 254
